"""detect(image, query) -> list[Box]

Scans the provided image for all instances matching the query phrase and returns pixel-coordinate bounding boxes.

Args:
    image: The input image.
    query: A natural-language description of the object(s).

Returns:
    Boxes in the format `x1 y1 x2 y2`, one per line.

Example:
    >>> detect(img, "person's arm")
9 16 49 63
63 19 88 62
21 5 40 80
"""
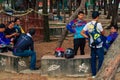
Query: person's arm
81 30 89 38
5 32 19 38
98 23 105 35
101 30 105 36
81 23 88 38
66 21 76 33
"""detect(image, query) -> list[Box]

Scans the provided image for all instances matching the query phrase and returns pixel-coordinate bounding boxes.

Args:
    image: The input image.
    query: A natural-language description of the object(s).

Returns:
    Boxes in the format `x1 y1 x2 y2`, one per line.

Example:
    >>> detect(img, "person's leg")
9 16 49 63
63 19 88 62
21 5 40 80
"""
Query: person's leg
74 39 79 55
91 48 97 76
13 50 36 69
24 50 36 69
96 47 104 71
79 38 86 55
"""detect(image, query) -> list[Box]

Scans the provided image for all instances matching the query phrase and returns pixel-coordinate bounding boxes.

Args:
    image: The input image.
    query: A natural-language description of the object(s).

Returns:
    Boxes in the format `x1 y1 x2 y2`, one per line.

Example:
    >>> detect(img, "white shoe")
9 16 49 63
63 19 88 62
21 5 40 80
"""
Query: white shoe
92 76 96 78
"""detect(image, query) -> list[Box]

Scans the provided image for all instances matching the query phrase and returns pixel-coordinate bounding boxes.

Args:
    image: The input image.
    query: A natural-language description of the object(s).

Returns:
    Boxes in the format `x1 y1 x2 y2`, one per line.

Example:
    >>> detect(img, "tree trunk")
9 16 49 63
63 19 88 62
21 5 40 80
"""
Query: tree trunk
98 0 102 11
11 0 15 9
0 0 3 10
77 0 81 8
106 0 112 19
43 0 50 42
68 0 72 17
62 0 66 23
103 0 107 15
57 0 60 18
95 34 120 80
56 0 86 48
85 1 88 15
110 0 119 27
92 0 96 11
0 3 2 10
50 0 53 13
31 0 36 9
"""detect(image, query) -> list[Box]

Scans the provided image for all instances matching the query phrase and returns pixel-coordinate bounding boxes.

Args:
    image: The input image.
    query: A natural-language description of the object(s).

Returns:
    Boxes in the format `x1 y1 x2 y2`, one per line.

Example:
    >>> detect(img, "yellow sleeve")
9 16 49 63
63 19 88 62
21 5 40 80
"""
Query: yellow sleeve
20 26 25 33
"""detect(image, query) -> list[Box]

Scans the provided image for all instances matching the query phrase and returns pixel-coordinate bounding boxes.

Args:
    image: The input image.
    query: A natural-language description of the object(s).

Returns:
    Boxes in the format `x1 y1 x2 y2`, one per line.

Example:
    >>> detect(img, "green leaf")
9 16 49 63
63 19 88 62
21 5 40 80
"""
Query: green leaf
0 0 4 3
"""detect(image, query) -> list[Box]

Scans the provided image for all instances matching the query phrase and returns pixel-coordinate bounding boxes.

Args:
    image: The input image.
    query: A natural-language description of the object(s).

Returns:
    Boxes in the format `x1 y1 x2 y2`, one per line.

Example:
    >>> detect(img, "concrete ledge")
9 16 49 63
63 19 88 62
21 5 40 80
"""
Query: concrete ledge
0 52 29 73
41 55 91 77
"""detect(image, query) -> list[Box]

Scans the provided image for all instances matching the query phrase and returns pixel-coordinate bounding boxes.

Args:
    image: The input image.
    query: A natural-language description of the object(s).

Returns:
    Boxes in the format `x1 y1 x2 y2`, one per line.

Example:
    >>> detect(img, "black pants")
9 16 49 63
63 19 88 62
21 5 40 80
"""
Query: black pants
74 38 86 55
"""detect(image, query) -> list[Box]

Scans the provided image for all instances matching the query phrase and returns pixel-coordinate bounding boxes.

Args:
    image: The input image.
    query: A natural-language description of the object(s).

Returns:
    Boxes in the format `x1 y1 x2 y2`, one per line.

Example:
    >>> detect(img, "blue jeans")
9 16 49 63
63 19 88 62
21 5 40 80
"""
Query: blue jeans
91 47 104 76
13 50 36 69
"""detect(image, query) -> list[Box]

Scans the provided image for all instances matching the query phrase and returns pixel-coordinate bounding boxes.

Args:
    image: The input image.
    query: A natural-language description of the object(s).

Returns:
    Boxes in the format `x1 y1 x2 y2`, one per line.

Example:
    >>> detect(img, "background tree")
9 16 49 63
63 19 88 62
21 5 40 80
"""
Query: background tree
43 0 50 42
68 0 72 16
57 0 60 18
62 0 66 23
103 0 107 15
106 0 112 19
92 0 96 11
110 0 119 27
0 0 3 10
49 0 53 13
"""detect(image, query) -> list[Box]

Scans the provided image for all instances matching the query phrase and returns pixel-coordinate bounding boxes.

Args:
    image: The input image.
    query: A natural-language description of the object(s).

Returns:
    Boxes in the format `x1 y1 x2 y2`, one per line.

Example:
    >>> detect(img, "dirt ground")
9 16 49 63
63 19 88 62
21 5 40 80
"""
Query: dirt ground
0 36 120 80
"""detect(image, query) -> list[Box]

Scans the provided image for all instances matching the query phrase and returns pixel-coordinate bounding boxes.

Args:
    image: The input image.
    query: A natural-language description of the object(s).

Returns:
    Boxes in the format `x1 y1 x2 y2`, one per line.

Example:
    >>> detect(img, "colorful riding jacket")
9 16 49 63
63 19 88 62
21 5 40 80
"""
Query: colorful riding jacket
66 19 86 39
105 32 118 49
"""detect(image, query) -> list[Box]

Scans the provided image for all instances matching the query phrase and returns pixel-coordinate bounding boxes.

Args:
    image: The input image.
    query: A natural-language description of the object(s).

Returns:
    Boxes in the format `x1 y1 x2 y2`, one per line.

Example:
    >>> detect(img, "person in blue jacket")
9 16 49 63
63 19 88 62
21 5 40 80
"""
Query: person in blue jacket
13 28 38 70
0 23 10 45
66 11 86 55
0 23 11 52
104 25 118 52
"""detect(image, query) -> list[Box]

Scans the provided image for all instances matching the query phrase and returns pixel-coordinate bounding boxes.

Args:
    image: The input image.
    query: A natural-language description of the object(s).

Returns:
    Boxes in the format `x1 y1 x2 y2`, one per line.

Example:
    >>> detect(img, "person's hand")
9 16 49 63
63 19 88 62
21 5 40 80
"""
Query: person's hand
12 33 19 36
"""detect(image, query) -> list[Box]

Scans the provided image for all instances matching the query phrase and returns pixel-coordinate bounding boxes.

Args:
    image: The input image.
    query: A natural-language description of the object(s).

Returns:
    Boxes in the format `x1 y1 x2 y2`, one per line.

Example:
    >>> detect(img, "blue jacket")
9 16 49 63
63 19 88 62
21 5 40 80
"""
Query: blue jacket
66 19 86 39
0 32 10 45
103 32 118 50
14 25 22 33
13 33 34 53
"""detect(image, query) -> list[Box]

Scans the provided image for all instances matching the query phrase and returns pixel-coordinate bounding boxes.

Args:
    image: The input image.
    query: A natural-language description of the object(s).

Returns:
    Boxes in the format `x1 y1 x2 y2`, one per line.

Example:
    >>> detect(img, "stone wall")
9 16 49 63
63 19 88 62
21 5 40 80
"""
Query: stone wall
41 55 91 77
0 52 29 73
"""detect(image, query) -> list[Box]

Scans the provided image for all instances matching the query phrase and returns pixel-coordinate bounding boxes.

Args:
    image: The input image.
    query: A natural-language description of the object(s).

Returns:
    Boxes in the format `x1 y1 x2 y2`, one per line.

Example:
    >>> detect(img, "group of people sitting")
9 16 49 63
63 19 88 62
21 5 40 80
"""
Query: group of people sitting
0 17 38 70
0 17 24 52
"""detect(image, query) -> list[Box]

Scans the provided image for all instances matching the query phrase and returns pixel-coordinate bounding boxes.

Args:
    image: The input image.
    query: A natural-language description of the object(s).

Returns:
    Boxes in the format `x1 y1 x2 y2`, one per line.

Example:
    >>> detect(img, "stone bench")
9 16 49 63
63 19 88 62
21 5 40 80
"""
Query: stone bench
41 55 91 77
0 52 29 73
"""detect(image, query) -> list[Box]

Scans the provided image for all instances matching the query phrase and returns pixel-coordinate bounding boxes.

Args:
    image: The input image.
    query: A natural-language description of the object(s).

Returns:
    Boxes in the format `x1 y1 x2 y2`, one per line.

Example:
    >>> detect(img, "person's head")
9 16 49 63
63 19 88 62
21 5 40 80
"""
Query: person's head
8 21 14 29
92 11 100 20
77 11 85 20
14 17 21 25
110 25 118 33
0 23 6 32
28 28 36 36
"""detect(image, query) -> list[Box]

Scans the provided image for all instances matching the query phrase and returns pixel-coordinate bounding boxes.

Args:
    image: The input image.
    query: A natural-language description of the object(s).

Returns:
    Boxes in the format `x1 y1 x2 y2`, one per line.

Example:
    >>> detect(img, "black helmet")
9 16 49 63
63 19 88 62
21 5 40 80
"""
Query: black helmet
64 48 74 59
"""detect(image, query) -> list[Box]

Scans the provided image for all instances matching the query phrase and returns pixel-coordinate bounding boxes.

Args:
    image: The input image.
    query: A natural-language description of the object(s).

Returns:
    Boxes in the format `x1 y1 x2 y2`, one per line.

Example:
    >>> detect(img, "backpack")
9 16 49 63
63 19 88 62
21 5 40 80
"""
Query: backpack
64 48 74 59
88 22 103 47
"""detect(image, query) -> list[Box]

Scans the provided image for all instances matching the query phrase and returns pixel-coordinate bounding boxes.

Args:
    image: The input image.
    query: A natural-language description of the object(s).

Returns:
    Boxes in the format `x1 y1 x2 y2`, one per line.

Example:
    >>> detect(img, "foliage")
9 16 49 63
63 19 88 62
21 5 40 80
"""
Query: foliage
0 0 4 3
